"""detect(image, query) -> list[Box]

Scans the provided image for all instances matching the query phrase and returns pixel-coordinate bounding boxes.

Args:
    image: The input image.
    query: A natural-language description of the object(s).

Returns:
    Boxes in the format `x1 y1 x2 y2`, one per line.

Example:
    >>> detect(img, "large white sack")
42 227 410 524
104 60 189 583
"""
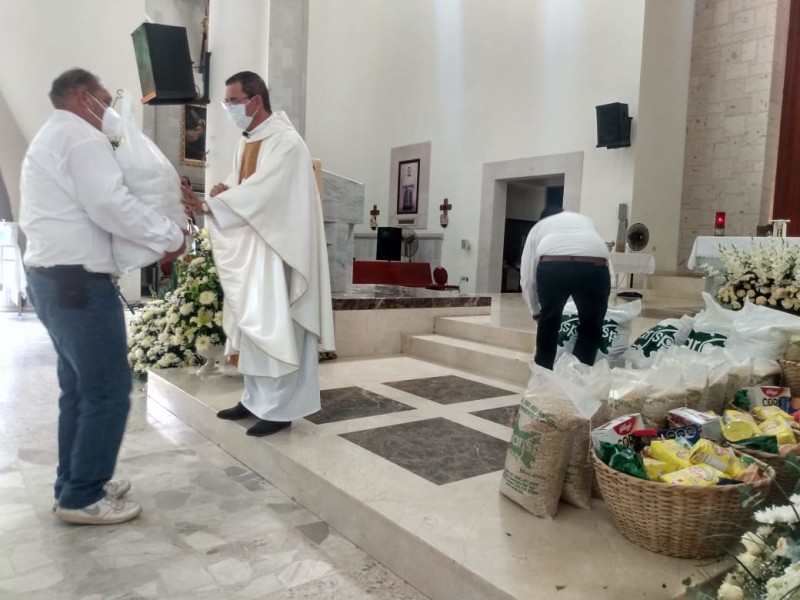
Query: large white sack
111 90 186 272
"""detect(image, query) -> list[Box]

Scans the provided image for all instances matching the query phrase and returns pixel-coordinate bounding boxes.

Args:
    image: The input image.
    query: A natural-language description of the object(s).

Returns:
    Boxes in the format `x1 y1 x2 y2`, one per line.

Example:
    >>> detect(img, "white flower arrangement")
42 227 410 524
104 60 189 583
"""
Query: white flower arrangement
685 481 800 599
128 228 226 376
704 239 800 313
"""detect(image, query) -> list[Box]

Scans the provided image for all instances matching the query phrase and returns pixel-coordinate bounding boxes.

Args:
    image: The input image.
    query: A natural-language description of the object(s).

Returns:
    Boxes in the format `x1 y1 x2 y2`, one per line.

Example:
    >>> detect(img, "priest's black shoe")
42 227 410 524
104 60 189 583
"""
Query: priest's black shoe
216 402 253 420
246 420 291 437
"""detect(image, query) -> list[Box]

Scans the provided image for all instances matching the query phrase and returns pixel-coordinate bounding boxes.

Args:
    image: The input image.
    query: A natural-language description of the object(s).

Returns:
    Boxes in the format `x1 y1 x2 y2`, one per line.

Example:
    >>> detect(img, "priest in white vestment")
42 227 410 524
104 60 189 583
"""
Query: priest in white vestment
182 71 334 436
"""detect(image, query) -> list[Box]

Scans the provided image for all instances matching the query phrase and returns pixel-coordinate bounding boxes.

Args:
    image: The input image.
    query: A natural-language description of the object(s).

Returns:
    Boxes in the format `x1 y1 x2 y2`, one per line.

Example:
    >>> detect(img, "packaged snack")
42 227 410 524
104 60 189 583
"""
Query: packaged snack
668 407 724 441
736 435 780 455
689 438 747 479
598 442 648 480
724 409 759 427
722 420 760 442
591 413 645 452
660 464 726 486
643 457 674 481
759 417 796 445
648 439 692 471
737 386 793 415
752 405 792 422
657 424 701 446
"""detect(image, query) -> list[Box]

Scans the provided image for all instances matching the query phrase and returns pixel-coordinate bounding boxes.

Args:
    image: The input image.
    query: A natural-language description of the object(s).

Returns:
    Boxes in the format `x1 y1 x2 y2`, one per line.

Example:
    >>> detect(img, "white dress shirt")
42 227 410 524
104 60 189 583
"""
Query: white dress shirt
519 211 610 316
20 110 183 274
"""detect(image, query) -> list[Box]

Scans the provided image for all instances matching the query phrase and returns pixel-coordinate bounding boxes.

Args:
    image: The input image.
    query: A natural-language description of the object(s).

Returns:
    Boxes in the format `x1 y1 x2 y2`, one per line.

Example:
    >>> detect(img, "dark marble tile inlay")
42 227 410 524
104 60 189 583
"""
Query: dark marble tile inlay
340 418 509 485
383 375 516 404
470 405 520 428
306 386 415 424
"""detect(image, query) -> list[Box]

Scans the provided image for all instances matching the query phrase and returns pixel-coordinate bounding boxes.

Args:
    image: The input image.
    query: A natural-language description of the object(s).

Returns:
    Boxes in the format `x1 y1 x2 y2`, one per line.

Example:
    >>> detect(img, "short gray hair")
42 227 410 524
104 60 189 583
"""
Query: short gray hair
49 68 100 108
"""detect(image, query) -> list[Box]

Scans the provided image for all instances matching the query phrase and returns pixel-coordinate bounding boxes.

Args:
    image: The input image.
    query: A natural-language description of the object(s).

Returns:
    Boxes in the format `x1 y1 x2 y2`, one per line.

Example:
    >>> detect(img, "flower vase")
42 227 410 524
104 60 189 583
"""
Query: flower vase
196 344 225 375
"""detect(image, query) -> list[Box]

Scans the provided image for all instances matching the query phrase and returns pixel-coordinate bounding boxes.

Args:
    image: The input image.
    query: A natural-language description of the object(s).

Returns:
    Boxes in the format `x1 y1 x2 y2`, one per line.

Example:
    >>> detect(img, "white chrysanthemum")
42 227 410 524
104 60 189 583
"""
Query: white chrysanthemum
717 581 744 600
214 311 223 327
158 331 169 343
190 256 205 266
765 562 800 600
141 336 154 348
736 552 762 578
741 531 766 556
195 335 211 352
208 267 216 275
135 348 145 359
755 505 800 525
757 525 774 537
170 333 185 347
179 302 194 316
167 312 180 324
199 290 216 305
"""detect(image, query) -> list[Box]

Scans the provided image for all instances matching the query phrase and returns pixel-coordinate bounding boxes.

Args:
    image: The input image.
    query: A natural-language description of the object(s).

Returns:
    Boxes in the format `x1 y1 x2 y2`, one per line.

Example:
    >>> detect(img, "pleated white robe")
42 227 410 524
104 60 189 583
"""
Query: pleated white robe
206 111 335 421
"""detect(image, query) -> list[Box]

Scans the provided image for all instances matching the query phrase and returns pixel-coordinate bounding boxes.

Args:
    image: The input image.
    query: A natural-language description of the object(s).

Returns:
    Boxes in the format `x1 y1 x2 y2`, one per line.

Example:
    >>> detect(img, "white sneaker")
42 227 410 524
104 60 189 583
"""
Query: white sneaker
52 479 132 512
55 496 142 525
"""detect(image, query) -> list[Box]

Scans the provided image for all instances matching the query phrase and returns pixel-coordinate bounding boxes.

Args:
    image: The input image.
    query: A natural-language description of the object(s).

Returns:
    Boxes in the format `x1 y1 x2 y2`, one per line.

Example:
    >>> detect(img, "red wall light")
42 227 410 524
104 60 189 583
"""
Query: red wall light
715 211 726 228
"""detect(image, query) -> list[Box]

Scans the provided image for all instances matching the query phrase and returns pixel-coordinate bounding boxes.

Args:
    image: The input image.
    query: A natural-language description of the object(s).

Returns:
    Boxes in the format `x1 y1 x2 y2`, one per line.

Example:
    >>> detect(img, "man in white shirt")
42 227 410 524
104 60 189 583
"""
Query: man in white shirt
181 71 334 437
20 68 186 525
520 206 610 369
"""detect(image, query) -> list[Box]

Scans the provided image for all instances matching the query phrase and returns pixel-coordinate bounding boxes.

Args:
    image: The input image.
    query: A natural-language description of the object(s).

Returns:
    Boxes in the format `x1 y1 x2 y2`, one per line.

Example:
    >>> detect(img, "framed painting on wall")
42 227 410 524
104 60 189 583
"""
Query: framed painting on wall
180 104 207 166
396 159 420 215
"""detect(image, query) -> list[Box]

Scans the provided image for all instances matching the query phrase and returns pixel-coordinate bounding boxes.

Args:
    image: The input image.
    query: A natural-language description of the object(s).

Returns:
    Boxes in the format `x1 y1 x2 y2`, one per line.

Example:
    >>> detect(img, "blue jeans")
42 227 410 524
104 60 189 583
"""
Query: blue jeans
534 261 611 370
27 270 131 509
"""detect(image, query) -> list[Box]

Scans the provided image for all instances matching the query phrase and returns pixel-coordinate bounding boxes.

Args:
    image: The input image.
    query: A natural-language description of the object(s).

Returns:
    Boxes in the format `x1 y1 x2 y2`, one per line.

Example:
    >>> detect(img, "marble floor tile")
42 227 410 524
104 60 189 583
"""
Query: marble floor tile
340 417 509 485
308 386 415 424
383 374 516 404
0 312 428 600
470 404 519 428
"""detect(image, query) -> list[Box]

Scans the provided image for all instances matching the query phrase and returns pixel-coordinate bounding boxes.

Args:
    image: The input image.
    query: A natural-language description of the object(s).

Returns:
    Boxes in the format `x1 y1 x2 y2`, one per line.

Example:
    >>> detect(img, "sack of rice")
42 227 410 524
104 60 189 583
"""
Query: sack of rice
640 366 688 428
607 368 650 420
652 346 709 411
623 315 695 368
557 300 641 365
500 367 587 518
552 355 608 509
684 292 735 352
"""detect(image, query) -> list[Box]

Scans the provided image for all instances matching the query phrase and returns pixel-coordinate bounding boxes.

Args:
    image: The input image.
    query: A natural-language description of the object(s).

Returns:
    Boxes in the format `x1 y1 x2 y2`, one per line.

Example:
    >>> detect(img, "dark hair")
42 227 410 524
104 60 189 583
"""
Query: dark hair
539 204 564 220
49 68 100 108
225 71 271 112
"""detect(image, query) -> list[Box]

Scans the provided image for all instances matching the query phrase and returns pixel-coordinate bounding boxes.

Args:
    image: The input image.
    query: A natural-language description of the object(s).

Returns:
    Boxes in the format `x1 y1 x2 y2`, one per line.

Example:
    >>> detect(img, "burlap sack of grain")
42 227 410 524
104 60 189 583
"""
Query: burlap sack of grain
501 366 588 518
607 368 650 420
552 355 609 509
640 366 688 429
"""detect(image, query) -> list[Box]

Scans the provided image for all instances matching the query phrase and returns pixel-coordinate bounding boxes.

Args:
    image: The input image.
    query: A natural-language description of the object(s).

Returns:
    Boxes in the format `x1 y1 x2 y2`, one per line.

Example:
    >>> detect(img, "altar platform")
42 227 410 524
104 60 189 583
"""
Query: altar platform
147 286 718 600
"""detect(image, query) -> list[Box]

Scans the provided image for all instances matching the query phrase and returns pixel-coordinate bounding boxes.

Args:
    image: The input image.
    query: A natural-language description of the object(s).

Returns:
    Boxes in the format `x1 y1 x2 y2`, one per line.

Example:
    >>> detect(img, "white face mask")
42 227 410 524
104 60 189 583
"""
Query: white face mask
88 94 123 138
222 97 255 130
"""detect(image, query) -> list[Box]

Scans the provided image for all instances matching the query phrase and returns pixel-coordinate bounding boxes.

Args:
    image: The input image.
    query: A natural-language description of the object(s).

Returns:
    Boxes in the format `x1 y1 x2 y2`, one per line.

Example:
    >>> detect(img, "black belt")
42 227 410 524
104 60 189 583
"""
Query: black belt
29 265 111 280
539 255 607 266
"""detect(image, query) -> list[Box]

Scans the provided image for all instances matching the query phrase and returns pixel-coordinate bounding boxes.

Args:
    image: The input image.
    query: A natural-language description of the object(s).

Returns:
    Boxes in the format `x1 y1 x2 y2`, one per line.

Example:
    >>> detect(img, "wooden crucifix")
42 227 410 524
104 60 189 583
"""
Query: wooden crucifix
439 198 452 228
369 204 380 230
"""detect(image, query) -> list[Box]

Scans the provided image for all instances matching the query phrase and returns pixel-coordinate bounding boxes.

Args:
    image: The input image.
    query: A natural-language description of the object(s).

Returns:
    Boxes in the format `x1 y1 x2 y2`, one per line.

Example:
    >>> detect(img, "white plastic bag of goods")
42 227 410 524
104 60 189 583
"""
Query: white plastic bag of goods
727 300 800 361
111 89 186 272
552 355 609 509
684 292 735 352
639 365 687 429
500 365 587 518
607 367 651 421
556 299 641 364
623 315 695 368
652 345 709 411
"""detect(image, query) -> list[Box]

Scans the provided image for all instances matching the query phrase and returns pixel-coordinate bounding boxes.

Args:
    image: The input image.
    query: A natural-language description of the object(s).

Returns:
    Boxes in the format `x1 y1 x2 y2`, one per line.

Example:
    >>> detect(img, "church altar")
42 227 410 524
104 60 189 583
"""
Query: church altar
687 236 800 270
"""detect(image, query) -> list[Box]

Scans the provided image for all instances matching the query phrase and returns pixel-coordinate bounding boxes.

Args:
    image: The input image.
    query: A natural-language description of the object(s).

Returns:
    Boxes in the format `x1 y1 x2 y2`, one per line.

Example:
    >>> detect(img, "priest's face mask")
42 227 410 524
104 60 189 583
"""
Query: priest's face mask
222 83 259 130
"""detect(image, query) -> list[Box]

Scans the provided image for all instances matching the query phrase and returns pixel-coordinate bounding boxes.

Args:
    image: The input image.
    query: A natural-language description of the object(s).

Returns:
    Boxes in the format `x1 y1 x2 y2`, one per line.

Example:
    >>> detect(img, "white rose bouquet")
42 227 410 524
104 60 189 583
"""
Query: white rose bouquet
128 228 226 376
704 239 800 314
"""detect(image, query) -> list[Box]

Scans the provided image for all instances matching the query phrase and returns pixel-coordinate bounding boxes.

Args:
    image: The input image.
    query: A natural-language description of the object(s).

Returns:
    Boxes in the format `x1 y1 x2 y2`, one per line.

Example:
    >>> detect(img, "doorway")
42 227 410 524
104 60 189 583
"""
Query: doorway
501 178 564 292
476 152 583 292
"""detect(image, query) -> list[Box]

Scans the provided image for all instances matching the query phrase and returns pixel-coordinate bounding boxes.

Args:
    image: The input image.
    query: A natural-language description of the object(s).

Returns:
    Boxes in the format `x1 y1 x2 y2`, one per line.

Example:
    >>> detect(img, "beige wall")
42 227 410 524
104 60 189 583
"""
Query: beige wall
679 0 789 268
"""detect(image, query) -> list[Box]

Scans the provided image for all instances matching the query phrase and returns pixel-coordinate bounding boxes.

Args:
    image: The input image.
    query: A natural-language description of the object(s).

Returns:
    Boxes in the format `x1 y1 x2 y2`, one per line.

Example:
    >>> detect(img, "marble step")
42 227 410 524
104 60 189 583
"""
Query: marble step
643 273 706 299
433 316 536 353
402 333 532 386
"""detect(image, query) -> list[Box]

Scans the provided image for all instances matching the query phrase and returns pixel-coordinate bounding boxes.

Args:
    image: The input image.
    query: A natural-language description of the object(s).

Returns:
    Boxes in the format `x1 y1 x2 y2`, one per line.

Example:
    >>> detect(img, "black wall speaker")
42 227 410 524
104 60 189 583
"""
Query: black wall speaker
131 23 197 105
376 227 402 261
595 102 632 149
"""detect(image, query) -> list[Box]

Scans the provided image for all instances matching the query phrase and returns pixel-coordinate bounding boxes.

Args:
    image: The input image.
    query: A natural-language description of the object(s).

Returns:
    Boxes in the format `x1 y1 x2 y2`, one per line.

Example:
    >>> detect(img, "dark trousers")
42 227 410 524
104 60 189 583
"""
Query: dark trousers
27 270 132 509
534 261 611 370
